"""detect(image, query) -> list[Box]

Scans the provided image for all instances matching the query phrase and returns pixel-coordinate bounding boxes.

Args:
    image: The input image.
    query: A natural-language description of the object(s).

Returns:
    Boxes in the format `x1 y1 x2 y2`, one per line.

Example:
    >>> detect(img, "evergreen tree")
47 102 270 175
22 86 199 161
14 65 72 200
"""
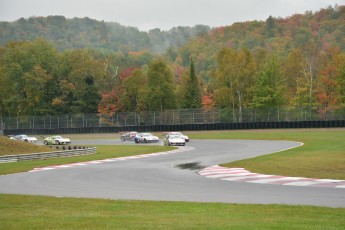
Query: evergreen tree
80 75 101 113
265 15 275 38
180 57 201 109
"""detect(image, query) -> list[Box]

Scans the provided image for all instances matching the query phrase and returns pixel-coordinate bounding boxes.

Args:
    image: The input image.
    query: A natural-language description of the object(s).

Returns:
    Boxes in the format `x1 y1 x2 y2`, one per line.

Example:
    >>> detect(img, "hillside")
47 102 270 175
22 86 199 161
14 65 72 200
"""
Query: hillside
1 5 345 118
0 16 210 53
0 136 53 156
176 5 345 74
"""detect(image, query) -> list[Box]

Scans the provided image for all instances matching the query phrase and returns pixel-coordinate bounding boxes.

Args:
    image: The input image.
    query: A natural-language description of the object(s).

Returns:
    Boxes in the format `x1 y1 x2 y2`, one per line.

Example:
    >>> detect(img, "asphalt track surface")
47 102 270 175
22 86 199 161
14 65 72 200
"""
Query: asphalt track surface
1 139 345 208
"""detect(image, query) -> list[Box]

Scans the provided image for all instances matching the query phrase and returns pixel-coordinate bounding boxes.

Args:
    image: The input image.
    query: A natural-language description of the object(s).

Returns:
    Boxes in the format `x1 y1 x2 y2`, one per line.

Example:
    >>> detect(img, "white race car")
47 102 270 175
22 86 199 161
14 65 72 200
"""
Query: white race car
134 133 159 143
165 132 189 142
164 134 186 146
10 134 38 143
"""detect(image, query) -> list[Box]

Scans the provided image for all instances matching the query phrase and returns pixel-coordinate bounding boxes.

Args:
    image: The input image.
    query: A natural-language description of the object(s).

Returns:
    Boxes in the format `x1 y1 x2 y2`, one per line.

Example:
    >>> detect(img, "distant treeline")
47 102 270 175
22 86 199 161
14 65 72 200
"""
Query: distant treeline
1 5 345 120
0 16 210 53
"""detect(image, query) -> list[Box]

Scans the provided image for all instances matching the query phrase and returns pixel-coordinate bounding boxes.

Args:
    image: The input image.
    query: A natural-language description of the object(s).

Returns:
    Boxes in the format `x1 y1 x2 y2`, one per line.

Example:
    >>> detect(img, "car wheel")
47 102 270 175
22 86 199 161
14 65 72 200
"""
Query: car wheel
24 139 28 142
144 139 148 143
43 140 48 145
121 137 125 141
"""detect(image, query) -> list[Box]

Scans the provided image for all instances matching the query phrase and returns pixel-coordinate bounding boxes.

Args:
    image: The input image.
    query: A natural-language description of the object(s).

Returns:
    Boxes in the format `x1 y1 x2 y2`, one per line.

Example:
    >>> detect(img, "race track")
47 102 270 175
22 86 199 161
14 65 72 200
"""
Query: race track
0 139 344 208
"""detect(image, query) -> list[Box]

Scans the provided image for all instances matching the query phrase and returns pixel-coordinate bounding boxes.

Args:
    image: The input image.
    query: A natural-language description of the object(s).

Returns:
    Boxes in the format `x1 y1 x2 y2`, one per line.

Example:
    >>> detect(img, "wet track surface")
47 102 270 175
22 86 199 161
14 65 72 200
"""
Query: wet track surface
1 139 345 207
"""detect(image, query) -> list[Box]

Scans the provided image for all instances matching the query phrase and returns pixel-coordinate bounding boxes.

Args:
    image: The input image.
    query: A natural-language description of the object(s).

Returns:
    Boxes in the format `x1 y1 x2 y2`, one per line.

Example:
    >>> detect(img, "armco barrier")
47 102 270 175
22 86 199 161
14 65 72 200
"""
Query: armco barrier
0 147 97 163
3 120 345 135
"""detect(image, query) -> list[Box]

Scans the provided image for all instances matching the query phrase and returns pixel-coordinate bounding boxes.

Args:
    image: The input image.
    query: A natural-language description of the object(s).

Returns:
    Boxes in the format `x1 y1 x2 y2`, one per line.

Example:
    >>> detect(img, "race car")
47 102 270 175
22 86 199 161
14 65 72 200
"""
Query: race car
164 133 186 146
120 131 138 141
164 132 189 142
10 134 38 143
134 133 159 143
43 135 71 145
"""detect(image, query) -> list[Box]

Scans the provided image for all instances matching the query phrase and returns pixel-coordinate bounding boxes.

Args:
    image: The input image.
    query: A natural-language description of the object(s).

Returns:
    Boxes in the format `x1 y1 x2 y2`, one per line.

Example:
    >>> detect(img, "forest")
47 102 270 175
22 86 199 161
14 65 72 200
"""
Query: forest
0 5 345 121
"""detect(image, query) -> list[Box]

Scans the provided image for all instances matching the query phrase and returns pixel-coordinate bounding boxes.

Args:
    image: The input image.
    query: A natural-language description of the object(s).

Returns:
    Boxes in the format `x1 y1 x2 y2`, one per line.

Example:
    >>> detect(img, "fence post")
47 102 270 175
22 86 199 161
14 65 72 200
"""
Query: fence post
153 112 155 126
278 108 280 122
192 110 195 124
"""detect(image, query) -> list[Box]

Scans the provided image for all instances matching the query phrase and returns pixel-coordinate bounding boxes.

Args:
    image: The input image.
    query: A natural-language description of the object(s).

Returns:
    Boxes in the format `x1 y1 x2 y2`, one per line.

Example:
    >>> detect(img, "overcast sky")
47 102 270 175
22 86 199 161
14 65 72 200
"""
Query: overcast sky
0 0 344 31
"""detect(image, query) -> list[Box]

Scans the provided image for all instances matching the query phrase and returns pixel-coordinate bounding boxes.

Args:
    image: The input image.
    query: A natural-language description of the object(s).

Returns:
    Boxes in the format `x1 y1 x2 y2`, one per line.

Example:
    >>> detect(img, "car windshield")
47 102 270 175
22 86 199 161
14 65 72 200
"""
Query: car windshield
169 135 181 139
142 133 152 136
170 132 182 135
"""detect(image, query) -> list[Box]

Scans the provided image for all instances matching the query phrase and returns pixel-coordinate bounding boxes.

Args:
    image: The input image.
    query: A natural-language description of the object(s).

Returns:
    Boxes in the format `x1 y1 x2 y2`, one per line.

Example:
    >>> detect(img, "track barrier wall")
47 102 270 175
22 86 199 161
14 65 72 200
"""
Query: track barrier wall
3 120 345 135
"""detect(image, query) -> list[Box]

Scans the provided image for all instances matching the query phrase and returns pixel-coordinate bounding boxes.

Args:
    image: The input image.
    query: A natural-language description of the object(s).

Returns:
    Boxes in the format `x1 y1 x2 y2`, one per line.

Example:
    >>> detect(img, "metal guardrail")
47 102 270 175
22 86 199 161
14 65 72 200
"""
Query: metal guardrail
0 147 97 163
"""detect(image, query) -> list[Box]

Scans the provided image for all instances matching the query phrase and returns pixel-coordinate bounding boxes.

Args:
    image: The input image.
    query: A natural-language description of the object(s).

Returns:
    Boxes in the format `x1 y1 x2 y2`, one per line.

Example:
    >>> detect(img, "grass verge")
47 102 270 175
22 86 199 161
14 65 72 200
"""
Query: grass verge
0 136 53 155
189 128 345 180
1 129 345 227
0 145 174 175
1 194 344 229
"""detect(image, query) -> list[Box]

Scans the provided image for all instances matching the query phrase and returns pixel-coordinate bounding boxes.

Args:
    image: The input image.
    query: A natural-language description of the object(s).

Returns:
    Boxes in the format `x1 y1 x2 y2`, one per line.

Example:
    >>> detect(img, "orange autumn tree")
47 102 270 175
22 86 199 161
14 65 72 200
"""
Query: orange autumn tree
97 88 122 117
202 93 215 111
316 48 344 119
97 67 137 116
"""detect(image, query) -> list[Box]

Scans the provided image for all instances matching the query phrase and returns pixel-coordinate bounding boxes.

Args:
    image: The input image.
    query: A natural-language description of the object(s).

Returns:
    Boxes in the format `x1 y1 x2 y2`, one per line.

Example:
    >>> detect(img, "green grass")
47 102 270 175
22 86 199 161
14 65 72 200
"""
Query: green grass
189 129 345 180
0 145 175 175
0 136 53 155
1 194 344 229
2 129 345 179
1 129 345 228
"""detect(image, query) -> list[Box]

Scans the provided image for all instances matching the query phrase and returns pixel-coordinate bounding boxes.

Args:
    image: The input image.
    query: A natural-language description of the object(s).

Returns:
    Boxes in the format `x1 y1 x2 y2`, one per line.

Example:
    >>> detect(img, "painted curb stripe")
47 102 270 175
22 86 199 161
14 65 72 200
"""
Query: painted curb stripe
29 146 195 173
198 165 345 189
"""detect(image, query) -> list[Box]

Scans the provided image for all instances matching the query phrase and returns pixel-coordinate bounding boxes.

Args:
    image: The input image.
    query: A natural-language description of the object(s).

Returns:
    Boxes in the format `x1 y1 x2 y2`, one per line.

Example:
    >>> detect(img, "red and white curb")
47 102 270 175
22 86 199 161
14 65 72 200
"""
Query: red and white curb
198 165 345 189
29 146 195 173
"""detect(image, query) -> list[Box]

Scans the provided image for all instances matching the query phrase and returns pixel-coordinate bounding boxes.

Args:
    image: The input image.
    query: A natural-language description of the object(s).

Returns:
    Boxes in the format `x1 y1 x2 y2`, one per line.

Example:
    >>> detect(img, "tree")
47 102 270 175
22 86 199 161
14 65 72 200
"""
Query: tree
316 48 345 118
337 57 345 109
300 42 320 110
214 48 256 122
97 88 122 116
265 15 276 38
56 49 109 113
179 57 201 109
1 39 58 115
252 56 285 109
80 75 101 113
201 93 215 111
121 68 148 112
147 59 176 111
0 46 10 115
22 65 53 115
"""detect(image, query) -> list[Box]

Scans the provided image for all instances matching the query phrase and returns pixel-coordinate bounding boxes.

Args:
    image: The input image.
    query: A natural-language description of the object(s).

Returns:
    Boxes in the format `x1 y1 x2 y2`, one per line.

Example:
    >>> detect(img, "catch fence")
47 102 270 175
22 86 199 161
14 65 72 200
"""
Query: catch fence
1 107 345 130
